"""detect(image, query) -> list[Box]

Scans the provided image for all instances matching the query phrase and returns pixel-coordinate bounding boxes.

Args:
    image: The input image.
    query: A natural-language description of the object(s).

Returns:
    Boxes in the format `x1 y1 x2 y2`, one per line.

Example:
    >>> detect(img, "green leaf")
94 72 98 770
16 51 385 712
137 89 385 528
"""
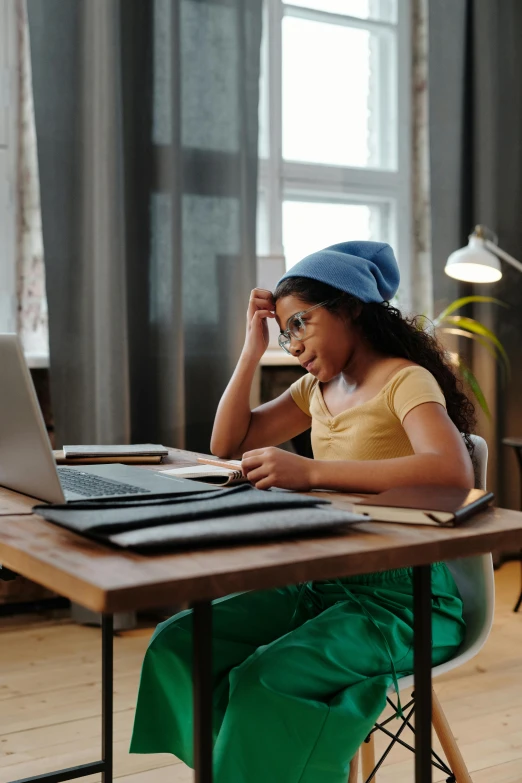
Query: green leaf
434 295 508 325
441 315 511 375
440 327 499 361
458 360 491 419
439 326 509 385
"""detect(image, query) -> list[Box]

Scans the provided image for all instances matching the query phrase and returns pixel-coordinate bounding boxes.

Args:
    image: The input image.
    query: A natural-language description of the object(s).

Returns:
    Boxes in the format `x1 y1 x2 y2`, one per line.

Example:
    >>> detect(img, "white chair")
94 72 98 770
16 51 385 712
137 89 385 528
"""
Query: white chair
349 434 494 783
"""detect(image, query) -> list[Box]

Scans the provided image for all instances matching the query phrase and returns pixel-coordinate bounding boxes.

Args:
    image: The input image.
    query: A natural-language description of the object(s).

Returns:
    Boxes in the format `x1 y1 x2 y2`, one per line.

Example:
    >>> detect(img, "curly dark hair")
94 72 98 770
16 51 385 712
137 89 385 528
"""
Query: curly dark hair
273 277 477 458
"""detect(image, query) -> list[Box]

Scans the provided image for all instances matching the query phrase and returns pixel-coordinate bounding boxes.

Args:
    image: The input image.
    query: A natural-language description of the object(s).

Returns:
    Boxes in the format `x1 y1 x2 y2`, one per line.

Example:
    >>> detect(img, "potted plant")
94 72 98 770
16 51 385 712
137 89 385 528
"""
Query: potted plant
430 296 509 418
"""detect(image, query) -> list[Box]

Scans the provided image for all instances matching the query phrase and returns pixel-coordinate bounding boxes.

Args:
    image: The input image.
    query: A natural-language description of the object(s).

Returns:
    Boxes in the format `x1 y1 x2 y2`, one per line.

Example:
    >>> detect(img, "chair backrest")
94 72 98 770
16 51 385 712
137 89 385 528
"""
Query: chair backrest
442 434 494 666
470 433 488 490
396 435 495 690
445 553 494 658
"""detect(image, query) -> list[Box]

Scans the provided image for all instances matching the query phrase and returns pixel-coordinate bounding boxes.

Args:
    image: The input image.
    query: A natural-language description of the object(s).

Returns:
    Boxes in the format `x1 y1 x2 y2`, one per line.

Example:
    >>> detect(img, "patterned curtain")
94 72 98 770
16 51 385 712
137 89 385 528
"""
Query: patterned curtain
15 0 48 359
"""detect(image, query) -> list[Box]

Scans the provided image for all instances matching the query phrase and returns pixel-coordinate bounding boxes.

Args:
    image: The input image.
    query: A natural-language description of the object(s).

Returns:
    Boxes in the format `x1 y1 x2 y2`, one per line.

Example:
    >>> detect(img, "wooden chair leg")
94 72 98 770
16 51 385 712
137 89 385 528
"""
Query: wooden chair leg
348 747 360 783
361 733 376 782
432 688 472 783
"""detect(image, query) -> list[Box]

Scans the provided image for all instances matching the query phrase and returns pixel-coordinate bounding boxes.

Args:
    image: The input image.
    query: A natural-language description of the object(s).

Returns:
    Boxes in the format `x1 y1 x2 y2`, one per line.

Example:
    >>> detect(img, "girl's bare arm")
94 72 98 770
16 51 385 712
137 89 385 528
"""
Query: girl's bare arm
241 402 475 491
211 378 311 459
309 402 475 492
210 289 311 458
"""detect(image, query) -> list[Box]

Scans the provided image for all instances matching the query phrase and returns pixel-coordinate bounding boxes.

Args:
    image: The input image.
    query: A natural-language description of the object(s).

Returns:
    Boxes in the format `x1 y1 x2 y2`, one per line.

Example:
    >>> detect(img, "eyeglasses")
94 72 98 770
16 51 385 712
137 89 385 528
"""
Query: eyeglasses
278 300 331 354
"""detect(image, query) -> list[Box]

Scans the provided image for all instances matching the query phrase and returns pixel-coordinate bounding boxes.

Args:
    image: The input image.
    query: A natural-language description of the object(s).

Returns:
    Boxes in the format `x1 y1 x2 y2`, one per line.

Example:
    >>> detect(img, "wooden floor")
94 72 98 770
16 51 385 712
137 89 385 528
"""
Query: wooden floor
1 562 521 783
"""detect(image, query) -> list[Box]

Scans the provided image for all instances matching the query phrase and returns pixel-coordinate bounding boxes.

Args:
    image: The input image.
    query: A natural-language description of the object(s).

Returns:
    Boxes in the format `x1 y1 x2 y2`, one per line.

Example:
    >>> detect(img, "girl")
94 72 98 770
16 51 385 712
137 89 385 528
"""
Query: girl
131 241 474 783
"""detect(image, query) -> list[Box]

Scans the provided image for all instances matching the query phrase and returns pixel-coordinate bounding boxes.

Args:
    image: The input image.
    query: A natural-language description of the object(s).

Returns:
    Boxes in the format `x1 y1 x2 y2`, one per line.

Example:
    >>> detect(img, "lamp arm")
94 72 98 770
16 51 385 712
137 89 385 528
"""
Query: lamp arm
485 239 522 275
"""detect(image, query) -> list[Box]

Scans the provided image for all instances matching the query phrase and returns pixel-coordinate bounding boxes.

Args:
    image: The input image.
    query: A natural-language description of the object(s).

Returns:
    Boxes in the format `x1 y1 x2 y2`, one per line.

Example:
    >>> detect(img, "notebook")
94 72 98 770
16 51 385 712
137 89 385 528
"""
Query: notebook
162 464 247 487
354 486 494 527
63 444 168 459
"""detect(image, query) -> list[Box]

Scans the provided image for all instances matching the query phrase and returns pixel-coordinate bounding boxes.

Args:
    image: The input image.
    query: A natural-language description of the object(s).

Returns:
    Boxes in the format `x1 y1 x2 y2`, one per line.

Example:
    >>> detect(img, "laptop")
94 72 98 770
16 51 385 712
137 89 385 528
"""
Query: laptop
0 334 215 504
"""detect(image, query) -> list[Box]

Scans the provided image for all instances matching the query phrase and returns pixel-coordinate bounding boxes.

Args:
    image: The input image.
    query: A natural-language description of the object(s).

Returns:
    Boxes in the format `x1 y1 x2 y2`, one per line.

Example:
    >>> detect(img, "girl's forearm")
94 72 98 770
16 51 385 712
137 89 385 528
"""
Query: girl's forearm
210 351 259 458
310 453 471 494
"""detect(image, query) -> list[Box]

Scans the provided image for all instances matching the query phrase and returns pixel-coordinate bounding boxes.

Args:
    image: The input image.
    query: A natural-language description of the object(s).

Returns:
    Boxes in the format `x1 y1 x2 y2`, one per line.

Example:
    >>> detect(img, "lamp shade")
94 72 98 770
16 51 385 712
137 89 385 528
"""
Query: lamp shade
445 237 502 283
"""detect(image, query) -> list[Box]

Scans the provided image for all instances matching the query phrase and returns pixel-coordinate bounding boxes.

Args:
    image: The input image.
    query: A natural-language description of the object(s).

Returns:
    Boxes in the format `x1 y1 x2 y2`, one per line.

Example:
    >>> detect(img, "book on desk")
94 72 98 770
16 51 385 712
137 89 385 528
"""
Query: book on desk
55 444 168 466
354 486 494 527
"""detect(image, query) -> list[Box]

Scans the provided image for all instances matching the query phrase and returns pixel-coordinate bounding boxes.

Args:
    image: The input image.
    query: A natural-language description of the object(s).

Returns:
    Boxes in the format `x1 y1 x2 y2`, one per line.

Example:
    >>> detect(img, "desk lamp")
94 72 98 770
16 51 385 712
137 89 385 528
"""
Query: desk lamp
445 225 522 283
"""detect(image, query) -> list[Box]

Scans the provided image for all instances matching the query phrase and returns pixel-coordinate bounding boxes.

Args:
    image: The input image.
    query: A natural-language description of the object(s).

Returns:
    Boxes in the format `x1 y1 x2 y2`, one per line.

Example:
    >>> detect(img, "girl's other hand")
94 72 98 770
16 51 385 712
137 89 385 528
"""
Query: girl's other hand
243 288 276 361
241 447 314 491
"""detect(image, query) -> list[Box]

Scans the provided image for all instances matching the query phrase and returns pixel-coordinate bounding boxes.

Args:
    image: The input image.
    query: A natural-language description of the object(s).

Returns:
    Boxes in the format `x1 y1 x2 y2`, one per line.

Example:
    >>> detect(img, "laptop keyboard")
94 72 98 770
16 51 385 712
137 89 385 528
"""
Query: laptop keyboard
57 468 151 498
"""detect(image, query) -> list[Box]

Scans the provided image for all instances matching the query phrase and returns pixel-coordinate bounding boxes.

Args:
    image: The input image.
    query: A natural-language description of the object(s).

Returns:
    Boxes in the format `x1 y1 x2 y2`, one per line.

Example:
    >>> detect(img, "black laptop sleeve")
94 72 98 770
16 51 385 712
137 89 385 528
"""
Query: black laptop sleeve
33 484 367 551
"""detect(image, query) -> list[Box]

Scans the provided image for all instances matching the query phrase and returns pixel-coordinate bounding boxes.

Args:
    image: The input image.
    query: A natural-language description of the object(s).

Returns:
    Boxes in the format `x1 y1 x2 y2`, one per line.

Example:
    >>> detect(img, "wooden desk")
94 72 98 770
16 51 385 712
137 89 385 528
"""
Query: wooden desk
2 449 522 783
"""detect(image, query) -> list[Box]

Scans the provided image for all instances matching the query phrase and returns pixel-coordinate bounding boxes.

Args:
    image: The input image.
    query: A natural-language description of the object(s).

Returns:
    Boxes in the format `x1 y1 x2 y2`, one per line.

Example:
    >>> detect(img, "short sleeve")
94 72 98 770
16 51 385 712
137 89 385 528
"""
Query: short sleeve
387 366 446 424
289 373 318 417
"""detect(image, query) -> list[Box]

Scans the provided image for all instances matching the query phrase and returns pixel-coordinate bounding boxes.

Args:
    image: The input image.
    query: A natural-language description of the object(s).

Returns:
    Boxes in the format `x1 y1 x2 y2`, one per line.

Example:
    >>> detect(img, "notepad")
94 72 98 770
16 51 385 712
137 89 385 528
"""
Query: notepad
162 463 246 487
197 457 242 470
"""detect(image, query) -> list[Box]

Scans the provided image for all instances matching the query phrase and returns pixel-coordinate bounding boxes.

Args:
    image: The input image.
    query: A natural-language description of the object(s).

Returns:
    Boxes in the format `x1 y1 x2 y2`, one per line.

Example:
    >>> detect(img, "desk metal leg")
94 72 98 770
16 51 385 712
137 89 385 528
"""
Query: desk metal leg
193 600 213 783
513 446 522 612
102 614 114 783
413 565 432 783
8 613 113 783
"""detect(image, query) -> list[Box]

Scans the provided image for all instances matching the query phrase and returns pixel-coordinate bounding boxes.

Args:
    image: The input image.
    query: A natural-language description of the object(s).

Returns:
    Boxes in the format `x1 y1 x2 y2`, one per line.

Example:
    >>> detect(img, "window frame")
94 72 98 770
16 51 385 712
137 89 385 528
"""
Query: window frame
257 0 413 304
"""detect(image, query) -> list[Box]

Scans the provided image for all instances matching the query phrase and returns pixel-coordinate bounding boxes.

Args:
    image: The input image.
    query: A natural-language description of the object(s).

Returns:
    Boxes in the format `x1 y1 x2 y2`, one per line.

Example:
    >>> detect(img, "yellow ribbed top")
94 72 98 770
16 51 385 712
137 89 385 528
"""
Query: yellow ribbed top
290 365 446 462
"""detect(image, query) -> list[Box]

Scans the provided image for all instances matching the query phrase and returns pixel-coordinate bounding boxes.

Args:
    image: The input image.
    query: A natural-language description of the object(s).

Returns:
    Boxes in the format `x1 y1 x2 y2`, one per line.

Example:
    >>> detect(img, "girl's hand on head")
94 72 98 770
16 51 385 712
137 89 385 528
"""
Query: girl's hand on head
244 288 276 361
241 447 314 491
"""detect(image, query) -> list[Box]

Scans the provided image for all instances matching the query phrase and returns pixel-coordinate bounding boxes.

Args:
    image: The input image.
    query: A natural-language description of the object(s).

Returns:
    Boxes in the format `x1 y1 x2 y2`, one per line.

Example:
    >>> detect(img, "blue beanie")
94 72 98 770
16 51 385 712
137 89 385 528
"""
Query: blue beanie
277 240 400 303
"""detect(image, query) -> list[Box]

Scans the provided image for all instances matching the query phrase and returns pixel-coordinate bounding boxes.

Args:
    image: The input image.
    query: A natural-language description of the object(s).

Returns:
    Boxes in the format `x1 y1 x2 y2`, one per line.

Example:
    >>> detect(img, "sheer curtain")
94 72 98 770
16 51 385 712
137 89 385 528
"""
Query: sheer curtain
411 0 433 318
15 0 48 361
27 0 262 452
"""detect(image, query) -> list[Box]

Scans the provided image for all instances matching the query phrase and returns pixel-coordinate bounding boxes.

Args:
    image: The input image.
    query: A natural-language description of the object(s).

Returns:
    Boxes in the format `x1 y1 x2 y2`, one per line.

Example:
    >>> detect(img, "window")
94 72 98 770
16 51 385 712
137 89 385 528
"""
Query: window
257 0 412 300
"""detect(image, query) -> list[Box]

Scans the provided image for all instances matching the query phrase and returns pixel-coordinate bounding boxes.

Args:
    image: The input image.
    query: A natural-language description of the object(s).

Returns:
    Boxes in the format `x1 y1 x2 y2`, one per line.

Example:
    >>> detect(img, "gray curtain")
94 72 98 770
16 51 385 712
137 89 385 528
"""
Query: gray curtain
429 0 522 508
27 0 262 452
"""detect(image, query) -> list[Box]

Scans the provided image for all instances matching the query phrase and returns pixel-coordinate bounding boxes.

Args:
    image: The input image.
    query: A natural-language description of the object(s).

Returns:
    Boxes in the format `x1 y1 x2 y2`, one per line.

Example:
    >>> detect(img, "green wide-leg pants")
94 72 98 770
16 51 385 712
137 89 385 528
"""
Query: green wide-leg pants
130 563 465 783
